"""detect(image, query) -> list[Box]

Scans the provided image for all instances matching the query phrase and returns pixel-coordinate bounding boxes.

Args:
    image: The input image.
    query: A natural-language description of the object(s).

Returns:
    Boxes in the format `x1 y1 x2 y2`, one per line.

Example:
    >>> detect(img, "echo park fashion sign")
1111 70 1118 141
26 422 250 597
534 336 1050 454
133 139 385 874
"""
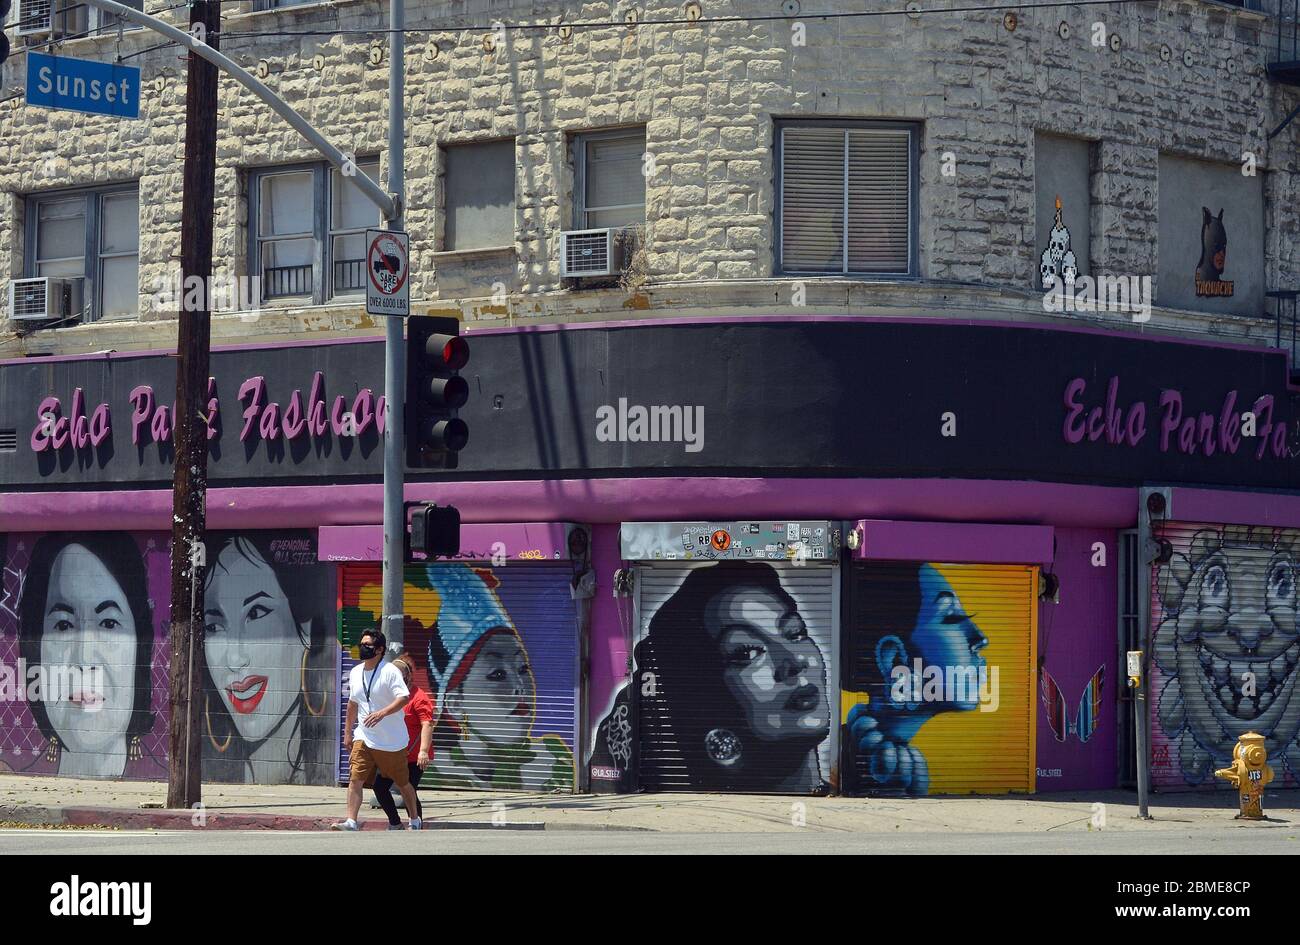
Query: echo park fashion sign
30 371 386 453
1062 376 1291 460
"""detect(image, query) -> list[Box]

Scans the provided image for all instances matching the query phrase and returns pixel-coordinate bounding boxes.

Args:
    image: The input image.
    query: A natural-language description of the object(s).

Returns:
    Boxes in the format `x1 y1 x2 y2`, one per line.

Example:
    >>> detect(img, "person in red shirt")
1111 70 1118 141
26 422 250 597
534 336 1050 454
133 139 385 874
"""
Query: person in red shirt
372 652 434 829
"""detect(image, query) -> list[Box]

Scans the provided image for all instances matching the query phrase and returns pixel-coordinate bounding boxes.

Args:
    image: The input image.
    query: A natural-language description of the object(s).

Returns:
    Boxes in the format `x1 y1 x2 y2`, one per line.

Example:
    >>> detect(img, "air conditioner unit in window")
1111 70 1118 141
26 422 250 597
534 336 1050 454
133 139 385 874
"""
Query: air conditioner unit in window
9 277 83 324
561 228 624 278
15 0 87 38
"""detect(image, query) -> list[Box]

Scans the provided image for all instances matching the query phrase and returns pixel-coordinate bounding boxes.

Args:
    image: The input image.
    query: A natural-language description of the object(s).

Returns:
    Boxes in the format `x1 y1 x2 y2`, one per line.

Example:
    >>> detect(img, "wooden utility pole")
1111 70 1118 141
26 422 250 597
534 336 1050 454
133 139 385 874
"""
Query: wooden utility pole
167 0 220 810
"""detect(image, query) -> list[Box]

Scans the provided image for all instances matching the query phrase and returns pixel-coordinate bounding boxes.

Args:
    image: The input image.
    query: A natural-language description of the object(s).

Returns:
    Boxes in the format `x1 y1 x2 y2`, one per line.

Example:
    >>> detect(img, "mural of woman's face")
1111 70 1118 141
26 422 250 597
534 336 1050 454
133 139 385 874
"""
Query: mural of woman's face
448 630 535 745
203 541 309 743
703 585 829 743
911 565 988 711
40 544 139 753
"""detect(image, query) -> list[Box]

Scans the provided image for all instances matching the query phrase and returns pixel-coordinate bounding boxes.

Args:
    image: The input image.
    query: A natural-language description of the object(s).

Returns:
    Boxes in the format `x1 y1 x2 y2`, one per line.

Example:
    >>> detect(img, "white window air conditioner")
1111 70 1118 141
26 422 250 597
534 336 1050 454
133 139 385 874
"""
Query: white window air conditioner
561 228 625 278
9 276 83 324
15 0 87 38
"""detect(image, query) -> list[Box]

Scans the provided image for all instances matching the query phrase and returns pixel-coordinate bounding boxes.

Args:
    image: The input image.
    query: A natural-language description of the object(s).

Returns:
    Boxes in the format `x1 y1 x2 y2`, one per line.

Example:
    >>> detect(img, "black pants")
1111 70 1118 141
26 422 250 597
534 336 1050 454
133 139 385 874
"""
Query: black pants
373 763 424 826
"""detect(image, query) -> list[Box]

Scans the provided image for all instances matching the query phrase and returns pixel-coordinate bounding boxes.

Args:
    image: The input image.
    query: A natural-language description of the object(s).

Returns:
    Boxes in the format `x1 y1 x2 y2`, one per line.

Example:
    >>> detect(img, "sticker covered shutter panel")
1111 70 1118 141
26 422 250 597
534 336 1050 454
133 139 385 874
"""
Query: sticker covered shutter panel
843 562 1037 796
635 562 838 794
1150 522 1300 791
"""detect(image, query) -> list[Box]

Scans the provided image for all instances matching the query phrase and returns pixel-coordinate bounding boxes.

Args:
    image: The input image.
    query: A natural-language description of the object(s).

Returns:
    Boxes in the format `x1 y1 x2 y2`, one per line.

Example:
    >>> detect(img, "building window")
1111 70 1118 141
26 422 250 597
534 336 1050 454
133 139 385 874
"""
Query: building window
776 121 918 276
26 184 139 322
248 158 380 304
251 0 319 11
573 128 646 230
30 1 144 36
89 0 144 35
443 139 515 251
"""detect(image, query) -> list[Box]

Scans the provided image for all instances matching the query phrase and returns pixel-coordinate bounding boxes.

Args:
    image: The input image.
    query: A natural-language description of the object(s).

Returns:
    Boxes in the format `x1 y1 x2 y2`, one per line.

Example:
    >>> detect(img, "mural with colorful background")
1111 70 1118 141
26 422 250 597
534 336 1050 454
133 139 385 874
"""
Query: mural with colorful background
842 562 1037 796
0 531 337 785
1150 523 1300 790
339 561 579 793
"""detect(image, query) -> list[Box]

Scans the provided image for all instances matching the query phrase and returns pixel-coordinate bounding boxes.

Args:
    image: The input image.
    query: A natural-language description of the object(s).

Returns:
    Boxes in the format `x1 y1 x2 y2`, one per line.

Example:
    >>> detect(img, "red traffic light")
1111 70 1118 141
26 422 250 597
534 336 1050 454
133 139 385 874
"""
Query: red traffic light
428 333 469 371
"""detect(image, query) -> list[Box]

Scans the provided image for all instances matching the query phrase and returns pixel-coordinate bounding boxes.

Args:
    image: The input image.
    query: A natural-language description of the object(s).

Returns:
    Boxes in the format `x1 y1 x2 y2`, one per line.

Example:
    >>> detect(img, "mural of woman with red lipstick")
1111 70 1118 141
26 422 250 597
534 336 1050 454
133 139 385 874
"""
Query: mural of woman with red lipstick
200 531 336 785
420 564 575 792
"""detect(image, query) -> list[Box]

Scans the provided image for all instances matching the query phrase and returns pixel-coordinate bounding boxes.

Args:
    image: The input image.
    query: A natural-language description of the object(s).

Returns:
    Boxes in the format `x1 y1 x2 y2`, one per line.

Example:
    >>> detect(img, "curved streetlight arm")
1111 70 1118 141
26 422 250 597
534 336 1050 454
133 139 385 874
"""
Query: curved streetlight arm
76 0 397 219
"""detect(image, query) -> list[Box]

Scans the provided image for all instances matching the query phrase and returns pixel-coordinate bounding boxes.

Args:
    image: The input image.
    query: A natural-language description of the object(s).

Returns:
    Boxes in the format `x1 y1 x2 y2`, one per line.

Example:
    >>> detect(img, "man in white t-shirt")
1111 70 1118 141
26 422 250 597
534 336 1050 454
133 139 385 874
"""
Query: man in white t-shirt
332 629 423 831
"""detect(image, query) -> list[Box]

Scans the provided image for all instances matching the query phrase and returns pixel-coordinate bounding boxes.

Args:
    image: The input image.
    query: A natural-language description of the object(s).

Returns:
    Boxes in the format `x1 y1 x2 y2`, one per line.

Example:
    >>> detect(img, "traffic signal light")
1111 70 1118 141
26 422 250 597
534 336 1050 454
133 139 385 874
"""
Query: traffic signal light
1 1 12 73
409 503 461 559
405 315 469 469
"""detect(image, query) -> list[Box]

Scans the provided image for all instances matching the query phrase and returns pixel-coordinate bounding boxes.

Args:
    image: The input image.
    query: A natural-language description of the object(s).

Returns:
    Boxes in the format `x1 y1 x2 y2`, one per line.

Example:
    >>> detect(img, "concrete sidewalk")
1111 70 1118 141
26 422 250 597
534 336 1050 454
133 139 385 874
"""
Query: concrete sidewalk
1 773 1296 833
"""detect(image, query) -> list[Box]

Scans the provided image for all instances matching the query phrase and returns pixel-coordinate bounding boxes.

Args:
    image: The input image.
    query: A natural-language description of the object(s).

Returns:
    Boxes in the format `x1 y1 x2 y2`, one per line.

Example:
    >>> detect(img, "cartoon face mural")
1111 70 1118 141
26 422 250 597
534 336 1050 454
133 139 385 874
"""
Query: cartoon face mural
200 532 337 785
589 561 833 794
842 562 1036 796
0 530 337 785
0 533 167 780
1151 525 1300 787
340 562 578 792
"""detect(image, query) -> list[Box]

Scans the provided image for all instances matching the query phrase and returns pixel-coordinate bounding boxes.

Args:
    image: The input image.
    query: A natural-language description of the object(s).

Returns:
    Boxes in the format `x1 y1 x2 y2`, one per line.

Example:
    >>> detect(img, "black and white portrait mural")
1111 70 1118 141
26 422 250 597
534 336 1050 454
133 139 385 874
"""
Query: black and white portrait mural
589 560 834 794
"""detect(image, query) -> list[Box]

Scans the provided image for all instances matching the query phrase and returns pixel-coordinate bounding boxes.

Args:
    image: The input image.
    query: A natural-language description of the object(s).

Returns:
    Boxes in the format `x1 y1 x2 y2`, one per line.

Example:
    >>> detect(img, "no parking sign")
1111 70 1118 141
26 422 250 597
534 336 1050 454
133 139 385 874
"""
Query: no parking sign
365 228 410 317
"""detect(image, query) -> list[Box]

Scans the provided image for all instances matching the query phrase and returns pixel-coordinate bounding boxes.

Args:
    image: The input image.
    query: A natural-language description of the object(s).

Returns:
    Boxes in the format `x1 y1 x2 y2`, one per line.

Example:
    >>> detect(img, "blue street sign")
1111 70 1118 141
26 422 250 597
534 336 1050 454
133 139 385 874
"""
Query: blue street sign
25 51 140 119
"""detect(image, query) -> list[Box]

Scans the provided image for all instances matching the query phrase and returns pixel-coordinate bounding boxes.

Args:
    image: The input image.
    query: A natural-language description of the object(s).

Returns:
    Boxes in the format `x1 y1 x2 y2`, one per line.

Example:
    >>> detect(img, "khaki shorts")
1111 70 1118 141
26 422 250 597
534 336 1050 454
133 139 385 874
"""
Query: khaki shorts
349 739 410 789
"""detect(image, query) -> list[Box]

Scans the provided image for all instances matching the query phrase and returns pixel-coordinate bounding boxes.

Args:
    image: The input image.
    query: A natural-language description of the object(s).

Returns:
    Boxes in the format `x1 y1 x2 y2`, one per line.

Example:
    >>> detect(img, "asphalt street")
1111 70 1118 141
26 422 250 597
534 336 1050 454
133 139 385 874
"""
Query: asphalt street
2 827 1297 854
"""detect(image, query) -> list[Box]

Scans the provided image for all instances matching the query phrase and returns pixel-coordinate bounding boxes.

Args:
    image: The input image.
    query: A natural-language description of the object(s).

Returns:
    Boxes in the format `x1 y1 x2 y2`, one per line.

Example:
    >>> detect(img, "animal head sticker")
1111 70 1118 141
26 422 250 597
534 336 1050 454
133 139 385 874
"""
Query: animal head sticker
1195 207 1234 298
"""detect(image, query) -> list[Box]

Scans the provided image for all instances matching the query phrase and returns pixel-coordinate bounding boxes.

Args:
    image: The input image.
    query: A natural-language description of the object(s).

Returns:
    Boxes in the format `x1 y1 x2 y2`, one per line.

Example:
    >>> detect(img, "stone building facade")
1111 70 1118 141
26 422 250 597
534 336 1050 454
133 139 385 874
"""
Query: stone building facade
0 0 1296 355
8 1 1300 798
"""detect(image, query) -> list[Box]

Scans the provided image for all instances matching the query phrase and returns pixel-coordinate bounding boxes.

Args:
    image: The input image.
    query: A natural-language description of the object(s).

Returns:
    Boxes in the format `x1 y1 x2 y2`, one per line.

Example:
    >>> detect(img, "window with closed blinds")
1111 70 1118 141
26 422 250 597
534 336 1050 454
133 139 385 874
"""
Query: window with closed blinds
576 128 647 229
779 124 914 276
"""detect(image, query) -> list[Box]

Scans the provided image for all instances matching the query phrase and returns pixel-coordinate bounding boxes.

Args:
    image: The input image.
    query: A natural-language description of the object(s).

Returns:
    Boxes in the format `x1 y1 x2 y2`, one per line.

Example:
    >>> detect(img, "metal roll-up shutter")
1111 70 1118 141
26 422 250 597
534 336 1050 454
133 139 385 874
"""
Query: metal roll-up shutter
338 561 580 793
634 560 838 794
1150 522 1300 791
843 562 1037 796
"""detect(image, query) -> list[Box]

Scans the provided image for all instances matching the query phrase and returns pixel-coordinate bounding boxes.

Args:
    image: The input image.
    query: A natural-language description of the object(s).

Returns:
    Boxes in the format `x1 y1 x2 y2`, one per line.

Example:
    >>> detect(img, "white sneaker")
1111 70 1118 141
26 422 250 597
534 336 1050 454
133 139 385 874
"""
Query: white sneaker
330 819 359 831
409 817 422 831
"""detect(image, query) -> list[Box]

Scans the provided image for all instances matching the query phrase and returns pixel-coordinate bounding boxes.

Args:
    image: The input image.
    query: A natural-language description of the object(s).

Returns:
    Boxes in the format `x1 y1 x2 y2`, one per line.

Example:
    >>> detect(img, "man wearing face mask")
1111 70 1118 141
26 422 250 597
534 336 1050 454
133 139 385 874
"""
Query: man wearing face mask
333 630 422 831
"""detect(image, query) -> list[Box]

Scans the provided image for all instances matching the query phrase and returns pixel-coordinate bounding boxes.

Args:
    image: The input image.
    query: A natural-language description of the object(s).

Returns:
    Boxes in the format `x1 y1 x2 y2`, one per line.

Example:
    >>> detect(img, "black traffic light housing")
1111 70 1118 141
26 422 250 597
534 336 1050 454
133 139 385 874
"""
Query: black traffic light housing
405 315 469 469
407 502 461 560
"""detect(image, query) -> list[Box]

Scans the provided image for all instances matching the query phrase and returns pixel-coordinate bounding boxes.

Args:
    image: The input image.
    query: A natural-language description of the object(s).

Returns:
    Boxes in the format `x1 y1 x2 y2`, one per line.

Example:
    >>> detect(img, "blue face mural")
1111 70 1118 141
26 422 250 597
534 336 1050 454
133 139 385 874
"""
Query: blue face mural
846 565 991 795
844 561 1036 797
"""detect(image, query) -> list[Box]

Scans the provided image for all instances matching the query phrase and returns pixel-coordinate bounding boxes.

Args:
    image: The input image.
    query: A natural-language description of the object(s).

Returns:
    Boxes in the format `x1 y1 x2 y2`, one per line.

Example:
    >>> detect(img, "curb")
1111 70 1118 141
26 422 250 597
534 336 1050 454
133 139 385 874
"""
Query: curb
0 804 647 832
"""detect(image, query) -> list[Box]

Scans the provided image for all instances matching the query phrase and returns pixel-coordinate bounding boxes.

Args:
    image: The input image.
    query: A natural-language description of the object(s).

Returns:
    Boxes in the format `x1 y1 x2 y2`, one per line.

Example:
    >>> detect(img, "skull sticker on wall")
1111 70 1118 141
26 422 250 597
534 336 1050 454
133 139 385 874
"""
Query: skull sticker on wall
1039 196 1081 290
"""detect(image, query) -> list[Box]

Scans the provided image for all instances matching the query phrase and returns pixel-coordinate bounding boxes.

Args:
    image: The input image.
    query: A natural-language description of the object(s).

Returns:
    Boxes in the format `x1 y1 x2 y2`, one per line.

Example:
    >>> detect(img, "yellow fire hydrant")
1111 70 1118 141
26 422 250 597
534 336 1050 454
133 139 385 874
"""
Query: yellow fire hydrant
1214 732 1274 820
